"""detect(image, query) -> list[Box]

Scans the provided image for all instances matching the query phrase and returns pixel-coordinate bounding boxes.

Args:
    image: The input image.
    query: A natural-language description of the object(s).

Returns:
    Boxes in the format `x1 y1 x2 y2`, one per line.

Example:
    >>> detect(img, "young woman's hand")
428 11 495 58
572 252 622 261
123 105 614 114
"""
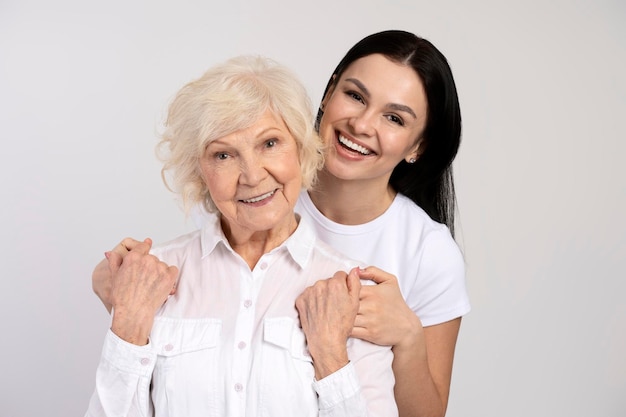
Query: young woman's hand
352 266 423 351
295 267 361 379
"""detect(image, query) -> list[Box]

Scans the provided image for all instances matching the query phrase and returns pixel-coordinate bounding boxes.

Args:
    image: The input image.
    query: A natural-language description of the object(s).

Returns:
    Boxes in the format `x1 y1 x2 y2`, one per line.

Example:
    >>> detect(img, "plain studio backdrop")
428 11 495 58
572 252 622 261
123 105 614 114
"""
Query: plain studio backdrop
1 0 624 416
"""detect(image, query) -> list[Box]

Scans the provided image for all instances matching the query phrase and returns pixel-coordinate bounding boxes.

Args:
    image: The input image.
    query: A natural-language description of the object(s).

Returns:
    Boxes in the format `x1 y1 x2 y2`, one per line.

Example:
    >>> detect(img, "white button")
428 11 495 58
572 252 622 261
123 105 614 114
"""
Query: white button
164 344 174 351
238 341 246 350
234 383 243 392
243 299 252 308
260 262 268 270
140 358 150 366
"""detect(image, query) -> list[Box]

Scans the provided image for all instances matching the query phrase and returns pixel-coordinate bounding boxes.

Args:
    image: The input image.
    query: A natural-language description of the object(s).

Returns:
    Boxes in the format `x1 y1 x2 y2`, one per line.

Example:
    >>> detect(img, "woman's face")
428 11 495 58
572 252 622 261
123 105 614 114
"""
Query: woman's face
200 109 302 240
319 53 428 184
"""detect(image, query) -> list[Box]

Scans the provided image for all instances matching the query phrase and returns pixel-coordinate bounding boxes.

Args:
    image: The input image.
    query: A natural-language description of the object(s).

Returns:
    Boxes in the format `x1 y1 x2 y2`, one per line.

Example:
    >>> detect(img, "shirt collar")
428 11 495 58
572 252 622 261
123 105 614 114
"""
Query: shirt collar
199 212 225 258
199 212 315 270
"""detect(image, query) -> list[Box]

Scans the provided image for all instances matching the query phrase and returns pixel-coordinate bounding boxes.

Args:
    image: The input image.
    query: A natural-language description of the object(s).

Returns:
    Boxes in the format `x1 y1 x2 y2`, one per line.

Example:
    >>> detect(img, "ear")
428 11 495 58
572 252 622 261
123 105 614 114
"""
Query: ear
405 140 422 163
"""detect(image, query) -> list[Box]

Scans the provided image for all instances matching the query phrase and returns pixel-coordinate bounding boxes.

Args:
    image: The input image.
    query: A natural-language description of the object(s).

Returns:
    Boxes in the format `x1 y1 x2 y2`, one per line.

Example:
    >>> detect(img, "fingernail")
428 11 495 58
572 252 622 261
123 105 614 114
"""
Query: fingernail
104 251 111 259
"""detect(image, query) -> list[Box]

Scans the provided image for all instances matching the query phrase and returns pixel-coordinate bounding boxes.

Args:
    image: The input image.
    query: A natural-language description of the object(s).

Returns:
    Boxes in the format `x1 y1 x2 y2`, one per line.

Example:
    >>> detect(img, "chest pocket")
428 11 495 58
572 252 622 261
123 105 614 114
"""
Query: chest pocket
260 317 318 416
150 317 222 417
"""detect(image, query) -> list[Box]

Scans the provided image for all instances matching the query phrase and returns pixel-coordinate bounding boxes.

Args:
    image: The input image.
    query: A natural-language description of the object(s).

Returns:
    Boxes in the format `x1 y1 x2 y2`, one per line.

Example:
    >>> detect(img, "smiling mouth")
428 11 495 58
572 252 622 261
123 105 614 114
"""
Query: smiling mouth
338 134 374 155
241 190 276 203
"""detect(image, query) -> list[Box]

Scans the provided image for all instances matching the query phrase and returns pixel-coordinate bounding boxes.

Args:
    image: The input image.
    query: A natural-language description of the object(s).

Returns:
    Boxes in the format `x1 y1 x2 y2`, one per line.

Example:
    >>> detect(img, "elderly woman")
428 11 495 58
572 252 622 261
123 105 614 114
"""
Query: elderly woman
85 56 396 417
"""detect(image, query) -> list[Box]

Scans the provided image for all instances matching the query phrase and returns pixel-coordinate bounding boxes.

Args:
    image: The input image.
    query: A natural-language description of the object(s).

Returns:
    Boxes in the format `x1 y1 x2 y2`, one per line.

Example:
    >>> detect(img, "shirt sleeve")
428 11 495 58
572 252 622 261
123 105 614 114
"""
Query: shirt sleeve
313 340 398 417
85 330 155 417
407 228 471 327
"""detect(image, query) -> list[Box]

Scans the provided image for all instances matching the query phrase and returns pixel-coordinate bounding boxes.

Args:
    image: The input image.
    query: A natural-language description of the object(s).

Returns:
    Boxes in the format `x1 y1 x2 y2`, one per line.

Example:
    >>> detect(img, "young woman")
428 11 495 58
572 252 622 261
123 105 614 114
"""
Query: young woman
294 30 470 417
93 30 470 417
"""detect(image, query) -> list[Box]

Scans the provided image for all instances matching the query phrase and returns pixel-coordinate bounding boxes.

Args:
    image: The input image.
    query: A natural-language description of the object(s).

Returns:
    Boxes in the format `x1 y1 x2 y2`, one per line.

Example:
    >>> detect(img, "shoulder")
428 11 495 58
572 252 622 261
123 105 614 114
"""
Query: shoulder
393 194 446 231
395 194 464 282
314 237 361 268
390 194 460 255
150 229 203 261
301 215 363 269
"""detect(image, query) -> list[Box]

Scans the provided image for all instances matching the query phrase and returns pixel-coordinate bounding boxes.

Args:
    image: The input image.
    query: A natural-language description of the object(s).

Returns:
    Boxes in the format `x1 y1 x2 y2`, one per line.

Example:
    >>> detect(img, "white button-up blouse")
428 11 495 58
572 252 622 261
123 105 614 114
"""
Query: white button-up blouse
86 214 397 417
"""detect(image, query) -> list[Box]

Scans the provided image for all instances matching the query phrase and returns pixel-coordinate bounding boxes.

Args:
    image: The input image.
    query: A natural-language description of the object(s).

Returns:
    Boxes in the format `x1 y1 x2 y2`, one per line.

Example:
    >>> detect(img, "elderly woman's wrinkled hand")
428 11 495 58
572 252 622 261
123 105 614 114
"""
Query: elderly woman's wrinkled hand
109 239 179 346
295 267 361 379
92 237 145 313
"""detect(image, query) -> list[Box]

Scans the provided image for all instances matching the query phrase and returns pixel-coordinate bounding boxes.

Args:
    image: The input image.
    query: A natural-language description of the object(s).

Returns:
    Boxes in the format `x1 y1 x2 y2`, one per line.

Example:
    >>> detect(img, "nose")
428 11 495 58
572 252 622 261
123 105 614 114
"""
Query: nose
348 108 377 136
238 153 268 186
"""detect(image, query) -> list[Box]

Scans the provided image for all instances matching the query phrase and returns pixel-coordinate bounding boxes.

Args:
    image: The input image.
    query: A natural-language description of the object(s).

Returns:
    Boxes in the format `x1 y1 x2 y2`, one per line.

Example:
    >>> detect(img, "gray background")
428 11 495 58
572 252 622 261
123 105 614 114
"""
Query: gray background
1 0 624 416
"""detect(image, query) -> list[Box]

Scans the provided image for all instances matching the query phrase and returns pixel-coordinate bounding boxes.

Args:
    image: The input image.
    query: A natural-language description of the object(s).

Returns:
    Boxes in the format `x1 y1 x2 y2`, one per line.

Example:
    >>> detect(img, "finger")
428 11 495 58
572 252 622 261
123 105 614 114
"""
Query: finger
111 237 147 256
358 284 374 300
329 271 348 295
353 313 369 329
167 265 179 282
130 239 153 255
356 293 376 315
350 326 369 340
346 267 362 300
130 237 152 250
169 266 179 295
111 238 133 256
331 270 348 282
108 250 123 275
357 266 396 285
294 293 308 321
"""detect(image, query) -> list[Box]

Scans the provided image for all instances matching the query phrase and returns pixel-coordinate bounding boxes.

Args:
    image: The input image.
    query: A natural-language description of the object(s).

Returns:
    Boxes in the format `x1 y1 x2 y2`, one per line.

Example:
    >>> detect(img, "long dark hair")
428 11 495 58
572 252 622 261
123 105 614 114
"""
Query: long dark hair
316 30 462 237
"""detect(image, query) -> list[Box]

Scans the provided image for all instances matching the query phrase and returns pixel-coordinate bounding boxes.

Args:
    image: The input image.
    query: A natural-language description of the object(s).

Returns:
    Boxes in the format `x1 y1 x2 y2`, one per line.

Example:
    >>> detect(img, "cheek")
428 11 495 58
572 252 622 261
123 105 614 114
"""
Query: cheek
202 169 235 201
275 153 303 188
384 132 418 155
319 95 345 127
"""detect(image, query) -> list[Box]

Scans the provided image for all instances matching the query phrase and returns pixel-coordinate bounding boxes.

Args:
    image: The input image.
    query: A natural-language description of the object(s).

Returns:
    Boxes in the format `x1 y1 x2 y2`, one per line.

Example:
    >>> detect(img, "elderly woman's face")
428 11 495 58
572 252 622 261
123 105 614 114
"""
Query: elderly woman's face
200 109 302 239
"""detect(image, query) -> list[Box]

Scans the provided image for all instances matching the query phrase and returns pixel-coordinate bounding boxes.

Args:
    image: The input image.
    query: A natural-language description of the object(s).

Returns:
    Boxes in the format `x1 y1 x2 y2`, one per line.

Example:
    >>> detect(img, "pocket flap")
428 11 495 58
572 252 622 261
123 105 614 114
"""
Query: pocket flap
150 317 221 356
264 317 294 349
264 317 311 361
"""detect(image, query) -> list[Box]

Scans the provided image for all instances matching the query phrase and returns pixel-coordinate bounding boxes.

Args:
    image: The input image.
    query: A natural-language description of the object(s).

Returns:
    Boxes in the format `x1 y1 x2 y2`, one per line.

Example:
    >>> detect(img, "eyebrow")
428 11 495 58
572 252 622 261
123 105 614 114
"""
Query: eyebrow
207 126 284 147
344 77 418 120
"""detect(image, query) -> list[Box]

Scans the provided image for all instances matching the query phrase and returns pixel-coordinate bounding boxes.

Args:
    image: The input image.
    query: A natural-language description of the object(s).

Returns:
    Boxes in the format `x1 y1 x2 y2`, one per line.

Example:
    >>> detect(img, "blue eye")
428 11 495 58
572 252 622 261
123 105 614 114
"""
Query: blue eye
266 139 277 148
216 152 229 160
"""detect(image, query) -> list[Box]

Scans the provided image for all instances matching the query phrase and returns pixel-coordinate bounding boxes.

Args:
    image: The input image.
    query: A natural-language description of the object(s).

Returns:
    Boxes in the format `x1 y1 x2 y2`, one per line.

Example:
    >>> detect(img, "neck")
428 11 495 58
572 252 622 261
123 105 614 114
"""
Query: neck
221 215 298 269
309 169 396 225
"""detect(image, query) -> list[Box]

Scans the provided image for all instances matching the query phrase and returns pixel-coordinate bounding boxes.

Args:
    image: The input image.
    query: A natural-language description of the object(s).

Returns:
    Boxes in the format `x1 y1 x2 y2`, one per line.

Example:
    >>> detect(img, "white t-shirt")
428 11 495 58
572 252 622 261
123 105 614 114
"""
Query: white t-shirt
295 190 470 327
86 214 397 417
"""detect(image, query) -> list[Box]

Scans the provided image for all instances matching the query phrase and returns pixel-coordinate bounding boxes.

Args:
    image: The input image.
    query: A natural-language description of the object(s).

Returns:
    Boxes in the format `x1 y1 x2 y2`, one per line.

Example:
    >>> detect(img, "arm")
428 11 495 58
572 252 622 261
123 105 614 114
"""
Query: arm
86 240 178 416
86 330 156 417
352 267 462 417
296 268 397 416
391 316 461 417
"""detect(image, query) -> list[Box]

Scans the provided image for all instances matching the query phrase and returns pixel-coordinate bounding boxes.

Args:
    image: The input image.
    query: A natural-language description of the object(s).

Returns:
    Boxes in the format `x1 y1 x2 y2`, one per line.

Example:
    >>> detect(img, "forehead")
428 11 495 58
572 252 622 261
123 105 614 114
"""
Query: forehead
340 54 427 117
210 109 291 144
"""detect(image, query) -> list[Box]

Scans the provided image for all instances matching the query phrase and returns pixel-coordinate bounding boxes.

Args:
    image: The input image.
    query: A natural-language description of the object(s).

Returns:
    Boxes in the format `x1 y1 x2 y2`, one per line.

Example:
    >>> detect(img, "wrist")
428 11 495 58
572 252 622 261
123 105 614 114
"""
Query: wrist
111 309 153 346
393 313 424 354
308 344 350 380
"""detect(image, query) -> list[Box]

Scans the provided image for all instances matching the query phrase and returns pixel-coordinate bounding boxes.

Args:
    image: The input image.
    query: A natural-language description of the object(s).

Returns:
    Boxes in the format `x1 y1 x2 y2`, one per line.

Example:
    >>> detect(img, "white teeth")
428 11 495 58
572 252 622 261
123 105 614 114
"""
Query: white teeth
338 135 372 155
242 190 275 203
